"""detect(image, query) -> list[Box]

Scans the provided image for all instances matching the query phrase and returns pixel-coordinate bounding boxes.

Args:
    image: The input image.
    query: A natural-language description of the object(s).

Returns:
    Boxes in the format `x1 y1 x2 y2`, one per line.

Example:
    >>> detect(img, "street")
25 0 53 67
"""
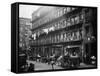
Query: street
26 60 95 71
26 60 64 71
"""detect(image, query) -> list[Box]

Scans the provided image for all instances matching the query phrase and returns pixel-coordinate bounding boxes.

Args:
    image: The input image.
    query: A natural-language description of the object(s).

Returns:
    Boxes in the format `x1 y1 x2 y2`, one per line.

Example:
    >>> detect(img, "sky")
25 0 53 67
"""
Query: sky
19 5 41 19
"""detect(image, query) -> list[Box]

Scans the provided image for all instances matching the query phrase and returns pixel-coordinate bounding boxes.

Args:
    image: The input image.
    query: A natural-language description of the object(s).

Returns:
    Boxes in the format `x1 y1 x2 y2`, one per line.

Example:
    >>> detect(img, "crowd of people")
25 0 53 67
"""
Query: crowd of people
32 49 81 69
18 47 96 72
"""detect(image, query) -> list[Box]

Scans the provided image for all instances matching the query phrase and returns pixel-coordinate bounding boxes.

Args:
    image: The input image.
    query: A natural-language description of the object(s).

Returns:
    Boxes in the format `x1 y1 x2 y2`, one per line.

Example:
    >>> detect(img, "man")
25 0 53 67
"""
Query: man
50 54 55 70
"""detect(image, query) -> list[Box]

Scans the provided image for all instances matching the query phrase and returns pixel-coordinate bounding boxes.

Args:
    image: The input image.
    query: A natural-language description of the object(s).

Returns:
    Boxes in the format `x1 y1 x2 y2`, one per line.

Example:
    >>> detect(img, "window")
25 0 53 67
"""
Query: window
70 32 73 41
64 8 67 14
63 19 67 27
71 17 75 25
81 13 84 21
54 35 57 43
74 31 77 40
74 15 80 24
76 31 80 40
63 33 66 41
57 10 60 17
57 22 60 29
72 7 76 11
57 34 60 42
67 7 71 13
59 20 63 28
68 32 71 41
53 35 56 43
55 12 57 18
59 9 63 16
72 32 75 40
67 18 71 26
60 33 63 42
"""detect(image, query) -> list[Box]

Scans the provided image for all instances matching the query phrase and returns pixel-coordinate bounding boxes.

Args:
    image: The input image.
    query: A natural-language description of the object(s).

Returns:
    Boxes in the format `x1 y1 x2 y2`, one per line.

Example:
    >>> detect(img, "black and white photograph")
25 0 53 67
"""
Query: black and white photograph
11 2 97 73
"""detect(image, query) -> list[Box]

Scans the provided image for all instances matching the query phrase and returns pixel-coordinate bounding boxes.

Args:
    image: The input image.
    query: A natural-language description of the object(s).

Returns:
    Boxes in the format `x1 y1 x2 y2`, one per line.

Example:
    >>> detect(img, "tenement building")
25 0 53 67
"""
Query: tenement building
19 18 32 51
30 6 97 65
